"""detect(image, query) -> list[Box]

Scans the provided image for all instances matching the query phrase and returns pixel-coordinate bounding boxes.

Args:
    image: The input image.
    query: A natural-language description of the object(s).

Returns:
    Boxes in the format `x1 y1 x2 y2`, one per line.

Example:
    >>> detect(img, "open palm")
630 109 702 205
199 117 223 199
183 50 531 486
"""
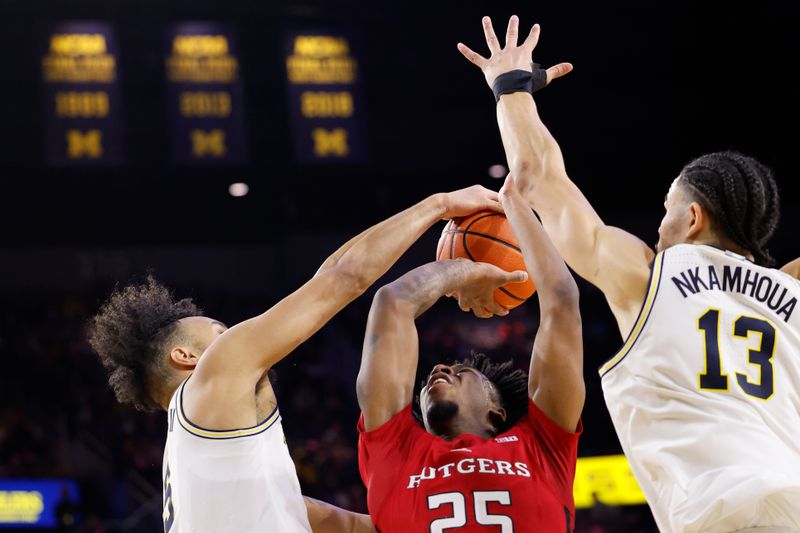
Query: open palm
457 16 573 89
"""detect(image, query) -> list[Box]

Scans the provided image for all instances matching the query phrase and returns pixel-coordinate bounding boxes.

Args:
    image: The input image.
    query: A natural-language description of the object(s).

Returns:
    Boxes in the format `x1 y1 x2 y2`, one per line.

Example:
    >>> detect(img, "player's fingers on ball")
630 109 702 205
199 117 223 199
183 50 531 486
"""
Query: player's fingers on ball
486 300 509 317
506 270 529 284
477 261 503 276
457 43 487 67
482 262 516 280
481 263 515 283
546 62 573 83
522 22 541 51
478 187 502 209
458 298 471 313
481 186 500 201
486 199 504 213
505 14 519 48
474 306 493 319
482 16 501 54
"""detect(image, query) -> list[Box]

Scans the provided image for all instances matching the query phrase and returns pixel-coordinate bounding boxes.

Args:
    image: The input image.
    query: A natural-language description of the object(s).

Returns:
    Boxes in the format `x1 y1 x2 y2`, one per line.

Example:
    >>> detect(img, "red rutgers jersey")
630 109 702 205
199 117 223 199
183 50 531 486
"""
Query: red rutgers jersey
358 398 581 533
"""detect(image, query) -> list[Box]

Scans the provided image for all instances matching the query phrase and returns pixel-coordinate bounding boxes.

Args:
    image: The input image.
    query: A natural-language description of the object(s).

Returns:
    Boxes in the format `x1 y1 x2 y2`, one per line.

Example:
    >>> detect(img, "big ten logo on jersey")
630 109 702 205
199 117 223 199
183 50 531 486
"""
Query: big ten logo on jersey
407 459 531 489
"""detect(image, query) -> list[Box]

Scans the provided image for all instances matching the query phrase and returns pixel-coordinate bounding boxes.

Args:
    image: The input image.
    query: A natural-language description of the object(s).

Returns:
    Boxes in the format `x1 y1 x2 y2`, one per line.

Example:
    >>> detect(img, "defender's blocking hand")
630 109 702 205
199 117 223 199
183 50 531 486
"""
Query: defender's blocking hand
457 16 573 90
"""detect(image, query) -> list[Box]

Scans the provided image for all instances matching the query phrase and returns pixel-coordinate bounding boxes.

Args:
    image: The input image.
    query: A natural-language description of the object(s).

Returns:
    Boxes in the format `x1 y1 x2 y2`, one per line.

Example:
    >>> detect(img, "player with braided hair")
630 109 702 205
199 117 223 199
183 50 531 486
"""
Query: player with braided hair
679 151 780 267
459 14 800 533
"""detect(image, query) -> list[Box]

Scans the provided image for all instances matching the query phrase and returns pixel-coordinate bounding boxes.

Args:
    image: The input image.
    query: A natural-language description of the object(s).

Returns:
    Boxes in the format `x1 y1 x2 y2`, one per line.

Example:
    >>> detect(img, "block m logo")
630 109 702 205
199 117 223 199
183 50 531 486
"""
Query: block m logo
191 129 227 157
66 129 103 159
312 128 349 157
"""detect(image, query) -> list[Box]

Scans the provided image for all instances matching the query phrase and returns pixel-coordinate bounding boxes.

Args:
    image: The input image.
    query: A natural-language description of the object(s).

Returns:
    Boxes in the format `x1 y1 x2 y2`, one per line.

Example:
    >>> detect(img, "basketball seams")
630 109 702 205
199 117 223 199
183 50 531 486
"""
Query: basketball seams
498 287 525 301
449 224 456 259
437 211 535 308
443 229 522 253
463 212 501 233
454 229 528 301
463 212 520 250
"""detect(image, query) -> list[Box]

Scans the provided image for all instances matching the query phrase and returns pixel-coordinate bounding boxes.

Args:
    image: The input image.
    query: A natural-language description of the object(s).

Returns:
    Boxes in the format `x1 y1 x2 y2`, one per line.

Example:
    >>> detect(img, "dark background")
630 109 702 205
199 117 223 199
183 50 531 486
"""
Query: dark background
0 0 797 531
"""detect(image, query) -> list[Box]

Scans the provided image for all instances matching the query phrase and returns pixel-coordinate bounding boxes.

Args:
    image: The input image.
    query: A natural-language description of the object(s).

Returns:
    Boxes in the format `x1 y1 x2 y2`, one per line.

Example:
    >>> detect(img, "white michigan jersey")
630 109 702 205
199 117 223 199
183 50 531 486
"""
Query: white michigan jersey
600 244 800 532
161 380 312 533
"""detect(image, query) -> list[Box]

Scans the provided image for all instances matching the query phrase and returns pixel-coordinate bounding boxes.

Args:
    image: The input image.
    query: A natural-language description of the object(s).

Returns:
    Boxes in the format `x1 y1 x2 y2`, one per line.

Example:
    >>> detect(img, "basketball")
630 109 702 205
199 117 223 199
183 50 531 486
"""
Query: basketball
436 210 537 309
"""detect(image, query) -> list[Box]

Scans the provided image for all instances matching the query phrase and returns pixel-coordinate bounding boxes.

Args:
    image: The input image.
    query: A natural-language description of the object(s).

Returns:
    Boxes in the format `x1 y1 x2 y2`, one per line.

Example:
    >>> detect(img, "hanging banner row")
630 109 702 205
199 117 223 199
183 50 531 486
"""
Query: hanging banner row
42 21 366 166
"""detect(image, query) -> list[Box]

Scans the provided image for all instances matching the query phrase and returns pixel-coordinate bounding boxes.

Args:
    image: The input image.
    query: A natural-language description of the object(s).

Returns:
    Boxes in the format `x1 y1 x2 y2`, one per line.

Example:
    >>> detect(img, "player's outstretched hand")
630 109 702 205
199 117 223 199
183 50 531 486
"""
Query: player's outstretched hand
440 185 502 220
457 15 573 89
451 260 527 318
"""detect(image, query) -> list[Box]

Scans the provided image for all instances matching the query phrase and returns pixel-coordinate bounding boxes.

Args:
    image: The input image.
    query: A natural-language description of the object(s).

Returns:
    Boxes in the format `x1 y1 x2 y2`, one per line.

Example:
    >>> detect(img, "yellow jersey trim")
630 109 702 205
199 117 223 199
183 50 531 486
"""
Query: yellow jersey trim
176 380 280 440
599 251 666 377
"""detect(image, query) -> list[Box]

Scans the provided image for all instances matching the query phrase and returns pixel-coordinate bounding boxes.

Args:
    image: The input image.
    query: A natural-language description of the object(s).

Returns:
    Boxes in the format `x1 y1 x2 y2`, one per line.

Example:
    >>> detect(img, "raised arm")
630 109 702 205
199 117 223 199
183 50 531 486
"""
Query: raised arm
187 186 503 430
781 257 800 280
357 260 526 431
458 16 654 337
500 177 584 431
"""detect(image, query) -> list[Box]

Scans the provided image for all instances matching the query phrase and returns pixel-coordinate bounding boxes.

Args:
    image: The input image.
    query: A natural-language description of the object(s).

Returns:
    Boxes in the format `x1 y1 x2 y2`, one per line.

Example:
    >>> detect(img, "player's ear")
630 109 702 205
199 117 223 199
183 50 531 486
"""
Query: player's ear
686 201 708 240
488 406 507 431
169 346 199 370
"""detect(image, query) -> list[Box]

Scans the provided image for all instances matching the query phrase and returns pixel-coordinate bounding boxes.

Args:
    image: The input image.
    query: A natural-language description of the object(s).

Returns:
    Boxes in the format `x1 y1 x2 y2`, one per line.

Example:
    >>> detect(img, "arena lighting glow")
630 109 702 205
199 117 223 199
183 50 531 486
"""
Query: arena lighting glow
488 164 507 178
228 182 249 197
573 454 647 509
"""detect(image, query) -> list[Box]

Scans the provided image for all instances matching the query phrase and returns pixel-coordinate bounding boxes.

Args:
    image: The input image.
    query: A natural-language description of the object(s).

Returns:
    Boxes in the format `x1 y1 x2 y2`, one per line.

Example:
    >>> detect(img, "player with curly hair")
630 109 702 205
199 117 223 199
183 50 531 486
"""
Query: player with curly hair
89 185 503 533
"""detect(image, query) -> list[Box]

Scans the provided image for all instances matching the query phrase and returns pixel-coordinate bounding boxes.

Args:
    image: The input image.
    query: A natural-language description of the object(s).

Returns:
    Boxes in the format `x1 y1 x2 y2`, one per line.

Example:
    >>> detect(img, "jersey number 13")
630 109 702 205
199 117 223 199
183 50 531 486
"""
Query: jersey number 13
697 308 776 400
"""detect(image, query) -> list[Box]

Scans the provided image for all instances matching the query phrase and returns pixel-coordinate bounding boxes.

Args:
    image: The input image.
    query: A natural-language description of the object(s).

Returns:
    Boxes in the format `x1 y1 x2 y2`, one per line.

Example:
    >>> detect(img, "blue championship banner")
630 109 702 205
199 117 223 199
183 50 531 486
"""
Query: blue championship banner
0 479 80 529
166 23 246 165
284 31 367 163
42 21 123 165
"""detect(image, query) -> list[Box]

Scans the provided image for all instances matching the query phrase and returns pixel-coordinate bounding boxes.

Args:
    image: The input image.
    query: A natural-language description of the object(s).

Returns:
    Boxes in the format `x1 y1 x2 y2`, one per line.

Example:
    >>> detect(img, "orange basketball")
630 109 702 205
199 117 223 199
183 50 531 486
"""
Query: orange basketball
436 210 536 309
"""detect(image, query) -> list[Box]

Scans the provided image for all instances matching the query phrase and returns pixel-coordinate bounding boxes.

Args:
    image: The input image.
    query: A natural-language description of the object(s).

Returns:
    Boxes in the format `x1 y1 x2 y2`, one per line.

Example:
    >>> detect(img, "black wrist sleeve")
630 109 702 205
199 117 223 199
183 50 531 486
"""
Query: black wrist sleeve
492 70 532 103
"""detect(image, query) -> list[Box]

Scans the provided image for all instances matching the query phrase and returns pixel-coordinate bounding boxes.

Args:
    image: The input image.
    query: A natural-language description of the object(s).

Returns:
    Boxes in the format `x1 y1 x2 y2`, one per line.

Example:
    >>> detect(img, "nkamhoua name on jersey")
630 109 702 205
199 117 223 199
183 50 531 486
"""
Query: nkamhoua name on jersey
671 264 797 322
407 458 531 489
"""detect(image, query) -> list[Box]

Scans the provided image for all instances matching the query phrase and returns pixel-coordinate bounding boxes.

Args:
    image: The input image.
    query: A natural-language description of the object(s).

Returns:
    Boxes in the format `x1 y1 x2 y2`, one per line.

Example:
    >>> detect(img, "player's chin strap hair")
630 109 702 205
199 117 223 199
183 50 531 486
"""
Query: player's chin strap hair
492 63 549 103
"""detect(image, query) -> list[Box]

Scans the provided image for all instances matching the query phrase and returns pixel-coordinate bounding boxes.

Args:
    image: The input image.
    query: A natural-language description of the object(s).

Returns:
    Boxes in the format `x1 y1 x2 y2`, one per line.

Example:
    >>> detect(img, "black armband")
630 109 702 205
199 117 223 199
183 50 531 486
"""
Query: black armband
492 64 550 103
531 62 548 94
492 70 532 102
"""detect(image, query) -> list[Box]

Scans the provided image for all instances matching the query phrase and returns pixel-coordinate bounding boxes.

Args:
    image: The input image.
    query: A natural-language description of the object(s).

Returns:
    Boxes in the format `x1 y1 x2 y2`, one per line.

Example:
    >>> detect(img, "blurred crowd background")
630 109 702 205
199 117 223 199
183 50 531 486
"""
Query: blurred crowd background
1 0 799 531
